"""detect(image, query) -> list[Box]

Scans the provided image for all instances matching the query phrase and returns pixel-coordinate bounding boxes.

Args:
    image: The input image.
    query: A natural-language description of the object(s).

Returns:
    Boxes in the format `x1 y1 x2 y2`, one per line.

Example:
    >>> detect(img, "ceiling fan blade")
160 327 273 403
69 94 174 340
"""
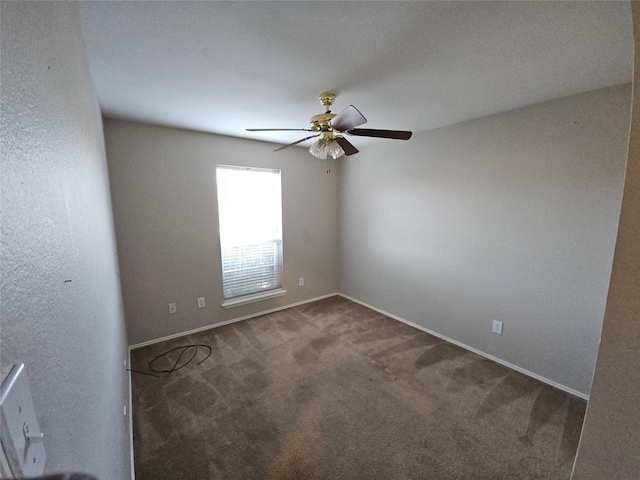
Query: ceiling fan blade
348 128 412 140
330 105 367 131
273 134 320 152
335 136 359 156
246 128 312 132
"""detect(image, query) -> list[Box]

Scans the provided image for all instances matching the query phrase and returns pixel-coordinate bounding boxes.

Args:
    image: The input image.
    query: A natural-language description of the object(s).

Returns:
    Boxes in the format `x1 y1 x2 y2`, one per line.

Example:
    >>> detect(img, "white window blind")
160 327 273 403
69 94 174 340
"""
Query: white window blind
216 165 283 301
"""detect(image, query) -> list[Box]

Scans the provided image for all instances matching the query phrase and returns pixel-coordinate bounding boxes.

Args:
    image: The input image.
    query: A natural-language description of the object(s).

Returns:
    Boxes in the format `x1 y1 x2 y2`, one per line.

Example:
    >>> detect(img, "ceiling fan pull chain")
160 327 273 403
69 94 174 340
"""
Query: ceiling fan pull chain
326 156 331 175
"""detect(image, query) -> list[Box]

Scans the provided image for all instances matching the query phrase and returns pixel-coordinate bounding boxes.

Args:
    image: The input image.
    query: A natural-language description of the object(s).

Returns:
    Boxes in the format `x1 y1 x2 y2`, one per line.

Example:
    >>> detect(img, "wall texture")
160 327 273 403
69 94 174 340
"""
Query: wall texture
339 85 631 396
571 3 640 477
1 2 131 479
104 119 339 346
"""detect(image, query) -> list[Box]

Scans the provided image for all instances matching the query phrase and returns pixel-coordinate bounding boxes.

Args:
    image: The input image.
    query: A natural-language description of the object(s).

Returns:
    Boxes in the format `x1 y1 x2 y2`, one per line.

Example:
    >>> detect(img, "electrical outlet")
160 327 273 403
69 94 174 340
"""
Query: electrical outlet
298 277 304 286
492 320 503 335
168 303 176 314
197 297 206 309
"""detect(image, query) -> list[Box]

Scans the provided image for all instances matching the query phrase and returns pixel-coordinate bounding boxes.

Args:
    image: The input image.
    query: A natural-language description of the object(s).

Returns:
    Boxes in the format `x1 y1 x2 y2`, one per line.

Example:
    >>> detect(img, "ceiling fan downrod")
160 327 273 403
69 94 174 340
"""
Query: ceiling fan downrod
309 92 338 133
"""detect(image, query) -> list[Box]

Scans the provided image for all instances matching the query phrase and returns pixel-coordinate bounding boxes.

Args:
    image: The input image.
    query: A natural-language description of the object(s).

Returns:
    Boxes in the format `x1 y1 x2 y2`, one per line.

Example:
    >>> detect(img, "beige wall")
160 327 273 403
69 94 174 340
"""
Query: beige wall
0 2 131 478
104 119 339 345
339 85 631 396
571 2 640 478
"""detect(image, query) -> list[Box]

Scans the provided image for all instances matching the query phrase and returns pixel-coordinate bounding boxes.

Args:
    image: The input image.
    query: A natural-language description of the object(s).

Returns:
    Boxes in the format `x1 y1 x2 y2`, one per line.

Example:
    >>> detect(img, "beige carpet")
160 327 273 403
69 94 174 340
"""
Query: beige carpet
130 296 586 479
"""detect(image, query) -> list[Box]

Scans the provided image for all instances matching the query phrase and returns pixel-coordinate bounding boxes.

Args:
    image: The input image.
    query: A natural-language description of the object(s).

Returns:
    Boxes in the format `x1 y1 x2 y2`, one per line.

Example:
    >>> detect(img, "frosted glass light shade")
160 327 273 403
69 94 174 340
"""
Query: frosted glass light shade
309 139 345 160
308 139 327 159
327 139 345 159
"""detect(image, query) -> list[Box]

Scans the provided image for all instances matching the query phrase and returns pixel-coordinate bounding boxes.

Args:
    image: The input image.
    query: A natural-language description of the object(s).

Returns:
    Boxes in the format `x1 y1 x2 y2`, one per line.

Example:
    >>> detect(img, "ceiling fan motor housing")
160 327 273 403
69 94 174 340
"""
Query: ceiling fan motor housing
309 112 337 135
310 92 338 138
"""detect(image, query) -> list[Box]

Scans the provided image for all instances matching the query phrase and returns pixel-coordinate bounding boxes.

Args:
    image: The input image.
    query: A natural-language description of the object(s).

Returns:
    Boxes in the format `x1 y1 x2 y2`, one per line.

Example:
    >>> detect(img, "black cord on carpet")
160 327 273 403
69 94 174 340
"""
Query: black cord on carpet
127 344 212 377
127 368 159 377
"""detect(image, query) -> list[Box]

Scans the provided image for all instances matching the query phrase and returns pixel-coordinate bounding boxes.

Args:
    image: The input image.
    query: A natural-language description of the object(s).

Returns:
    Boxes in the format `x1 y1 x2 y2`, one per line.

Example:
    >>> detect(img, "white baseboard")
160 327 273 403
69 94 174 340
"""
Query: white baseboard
338 294 589 401
129 292 339 350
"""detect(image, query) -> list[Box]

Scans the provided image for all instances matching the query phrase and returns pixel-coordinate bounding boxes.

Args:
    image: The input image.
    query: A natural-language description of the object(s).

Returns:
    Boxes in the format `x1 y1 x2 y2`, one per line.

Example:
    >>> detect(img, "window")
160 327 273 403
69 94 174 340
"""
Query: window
216 165 284 306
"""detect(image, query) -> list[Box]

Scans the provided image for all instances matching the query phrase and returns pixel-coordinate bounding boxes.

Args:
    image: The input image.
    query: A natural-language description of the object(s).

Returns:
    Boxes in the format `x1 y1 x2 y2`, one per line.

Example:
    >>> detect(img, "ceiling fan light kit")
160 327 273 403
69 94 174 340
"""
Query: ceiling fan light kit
309 137 345 160
246 92 412 159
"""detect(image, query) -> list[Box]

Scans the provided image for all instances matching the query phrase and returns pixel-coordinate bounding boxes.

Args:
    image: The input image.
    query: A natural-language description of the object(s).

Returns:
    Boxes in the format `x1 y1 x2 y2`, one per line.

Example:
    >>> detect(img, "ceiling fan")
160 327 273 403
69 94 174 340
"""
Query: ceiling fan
246 92 412 160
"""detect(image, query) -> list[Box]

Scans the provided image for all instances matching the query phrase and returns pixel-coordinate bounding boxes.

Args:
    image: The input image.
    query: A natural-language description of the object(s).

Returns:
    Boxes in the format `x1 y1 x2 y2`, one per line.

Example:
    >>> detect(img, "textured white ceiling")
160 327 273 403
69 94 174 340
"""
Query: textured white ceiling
77 1 633 150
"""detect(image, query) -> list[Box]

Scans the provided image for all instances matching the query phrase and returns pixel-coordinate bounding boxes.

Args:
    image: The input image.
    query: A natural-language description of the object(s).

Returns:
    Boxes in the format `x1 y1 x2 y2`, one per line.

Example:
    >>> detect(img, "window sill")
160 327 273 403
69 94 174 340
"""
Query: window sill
221 288 287 309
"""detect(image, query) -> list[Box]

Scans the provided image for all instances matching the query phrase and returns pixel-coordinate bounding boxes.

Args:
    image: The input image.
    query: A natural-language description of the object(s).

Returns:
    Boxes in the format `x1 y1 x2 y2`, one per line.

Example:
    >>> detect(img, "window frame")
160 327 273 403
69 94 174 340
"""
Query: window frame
215 164 286 308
